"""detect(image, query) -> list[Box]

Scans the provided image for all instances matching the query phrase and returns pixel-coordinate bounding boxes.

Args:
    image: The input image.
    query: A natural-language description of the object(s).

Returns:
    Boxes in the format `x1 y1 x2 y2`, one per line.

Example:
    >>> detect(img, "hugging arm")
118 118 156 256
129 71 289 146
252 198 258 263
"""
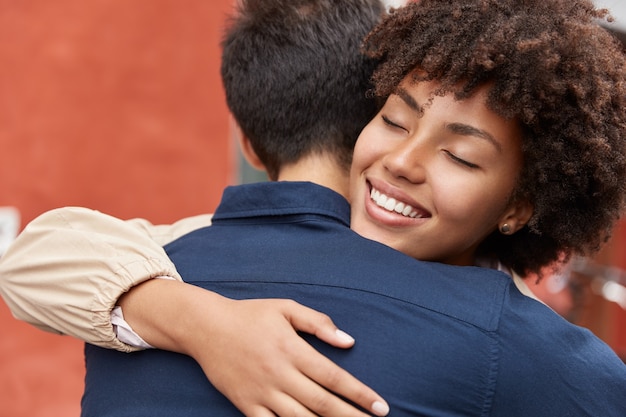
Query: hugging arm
0 207 193 351
0 207 388 416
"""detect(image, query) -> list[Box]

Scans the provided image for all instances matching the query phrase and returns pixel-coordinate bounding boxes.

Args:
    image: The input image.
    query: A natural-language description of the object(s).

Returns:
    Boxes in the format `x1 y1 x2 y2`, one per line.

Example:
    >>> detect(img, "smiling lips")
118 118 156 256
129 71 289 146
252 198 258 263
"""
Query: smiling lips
369 187 429 219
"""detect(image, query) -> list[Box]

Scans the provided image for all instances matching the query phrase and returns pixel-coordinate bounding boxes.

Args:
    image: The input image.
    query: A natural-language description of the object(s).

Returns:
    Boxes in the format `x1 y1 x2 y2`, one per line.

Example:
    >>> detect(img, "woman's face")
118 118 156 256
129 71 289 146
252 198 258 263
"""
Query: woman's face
349 79 527 266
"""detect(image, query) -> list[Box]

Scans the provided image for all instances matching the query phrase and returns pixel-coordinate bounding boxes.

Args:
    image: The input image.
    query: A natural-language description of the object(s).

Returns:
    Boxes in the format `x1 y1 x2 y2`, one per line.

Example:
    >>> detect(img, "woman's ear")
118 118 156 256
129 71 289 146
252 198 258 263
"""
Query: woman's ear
498 200 534 235
232 118 265 171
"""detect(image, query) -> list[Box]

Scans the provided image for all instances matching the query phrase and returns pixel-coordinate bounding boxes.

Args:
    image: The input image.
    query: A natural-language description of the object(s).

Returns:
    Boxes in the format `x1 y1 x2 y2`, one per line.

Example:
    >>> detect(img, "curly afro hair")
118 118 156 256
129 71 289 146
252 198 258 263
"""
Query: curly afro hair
362 0 626 277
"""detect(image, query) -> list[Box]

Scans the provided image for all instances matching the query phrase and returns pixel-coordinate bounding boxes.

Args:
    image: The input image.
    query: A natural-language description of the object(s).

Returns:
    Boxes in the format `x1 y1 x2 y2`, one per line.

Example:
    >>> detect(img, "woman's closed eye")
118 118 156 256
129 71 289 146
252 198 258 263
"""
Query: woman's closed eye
381 115 408 132
443 150 479 169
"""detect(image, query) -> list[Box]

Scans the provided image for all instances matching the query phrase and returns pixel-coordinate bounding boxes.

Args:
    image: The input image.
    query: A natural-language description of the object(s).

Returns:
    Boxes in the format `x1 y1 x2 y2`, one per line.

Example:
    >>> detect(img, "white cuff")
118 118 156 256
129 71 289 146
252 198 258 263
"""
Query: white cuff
110 274 178 349
111 306 153 349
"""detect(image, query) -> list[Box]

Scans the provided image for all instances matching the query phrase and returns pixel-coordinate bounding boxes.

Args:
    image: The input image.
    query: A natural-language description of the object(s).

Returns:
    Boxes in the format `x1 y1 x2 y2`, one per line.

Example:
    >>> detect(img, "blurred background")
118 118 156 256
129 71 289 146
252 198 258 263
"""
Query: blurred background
0 1 624 416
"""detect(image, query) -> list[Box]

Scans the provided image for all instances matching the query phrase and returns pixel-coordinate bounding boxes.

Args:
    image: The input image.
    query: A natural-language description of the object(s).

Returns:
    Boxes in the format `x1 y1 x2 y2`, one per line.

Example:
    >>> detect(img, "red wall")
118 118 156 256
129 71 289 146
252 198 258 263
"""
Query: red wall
0 1 234 415
0 0 235 225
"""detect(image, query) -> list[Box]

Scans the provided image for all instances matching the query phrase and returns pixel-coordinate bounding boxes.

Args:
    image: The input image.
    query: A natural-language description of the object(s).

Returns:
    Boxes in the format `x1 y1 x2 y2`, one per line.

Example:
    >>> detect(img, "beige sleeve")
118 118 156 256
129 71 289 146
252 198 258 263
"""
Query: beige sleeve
126 213 214 247
0 207 212 352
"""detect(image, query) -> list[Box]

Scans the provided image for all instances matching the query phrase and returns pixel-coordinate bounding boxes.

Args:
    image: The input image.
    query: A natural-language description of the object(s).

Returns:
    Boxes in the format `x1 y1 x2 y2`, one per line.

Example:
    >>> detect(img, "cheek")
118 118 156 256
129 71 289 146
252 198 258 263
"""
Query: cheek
351 126 383 174
432 175 504 226
349 136 372 197
349 143 365 189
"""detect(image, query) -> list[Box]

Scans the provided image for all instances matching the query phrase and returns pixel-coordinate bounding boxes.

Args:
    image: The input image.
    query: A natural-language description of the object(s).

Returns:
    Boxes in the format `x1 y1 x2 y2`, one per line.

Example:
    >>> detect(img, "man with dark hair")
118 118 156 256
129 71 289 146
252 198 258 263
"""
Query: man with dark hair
4 0 391 416
220 0 381 180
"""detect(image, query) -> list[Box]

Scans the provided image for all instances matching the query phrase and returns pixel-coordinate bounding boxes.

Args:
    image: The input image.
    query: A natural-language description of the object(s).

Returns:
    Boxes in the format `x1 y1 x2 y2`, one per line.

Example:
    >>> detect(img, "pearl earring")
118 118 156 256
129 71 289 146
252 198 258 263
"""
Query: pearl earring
500 223 511 234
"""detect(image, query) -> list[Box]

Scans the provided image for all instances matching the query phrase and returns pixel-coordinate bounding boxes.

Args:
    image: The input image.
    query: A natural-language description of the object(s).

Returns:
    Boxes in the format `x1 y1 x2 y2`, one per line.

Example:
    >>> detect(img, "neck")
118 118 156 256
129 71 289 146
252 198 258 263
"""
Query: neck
277 152 350 199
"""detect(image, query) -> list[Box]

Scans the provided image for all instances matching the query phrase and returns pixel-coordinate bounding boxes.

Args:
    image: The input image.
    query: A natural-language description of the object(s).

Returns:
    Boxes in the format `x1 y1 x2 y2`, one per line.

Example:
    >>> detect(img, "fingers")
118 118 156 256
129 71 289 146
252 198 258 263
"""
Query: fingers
280 301 389 416
199 298 390 417
292 344 390 416
236 357 389 417
244 406 278 417
249 392 320 417
283 300 355 348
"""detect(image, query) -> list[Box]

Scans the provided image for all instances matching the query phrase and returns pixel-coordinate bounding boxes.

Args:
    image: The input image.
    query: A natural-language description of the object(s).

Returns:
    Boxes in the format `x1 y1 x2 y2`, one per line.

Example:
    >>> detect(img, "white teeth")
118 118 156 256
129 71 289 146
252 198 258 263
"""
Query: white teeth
370 188 421 218
384 197 396 211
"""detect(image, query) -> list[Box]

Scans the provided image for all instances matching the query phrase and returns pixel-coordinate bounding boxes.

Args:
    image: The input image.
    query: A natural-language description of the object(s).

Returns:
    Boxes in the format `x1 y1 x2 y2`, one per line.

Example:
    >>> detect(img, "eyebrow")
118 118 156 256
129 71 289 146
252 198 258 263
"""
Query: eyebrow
396 87 423 114
395 86 502 153
445 123 503 153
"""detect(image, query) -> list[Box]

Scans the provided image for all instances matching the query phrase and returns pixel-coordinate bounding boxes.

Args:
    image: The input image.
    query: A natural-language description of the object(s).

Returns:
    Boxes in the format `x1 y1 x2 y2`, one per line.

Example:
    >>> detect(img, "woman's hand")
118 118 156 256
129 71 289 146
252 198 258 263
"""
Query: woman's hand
119 279 389 417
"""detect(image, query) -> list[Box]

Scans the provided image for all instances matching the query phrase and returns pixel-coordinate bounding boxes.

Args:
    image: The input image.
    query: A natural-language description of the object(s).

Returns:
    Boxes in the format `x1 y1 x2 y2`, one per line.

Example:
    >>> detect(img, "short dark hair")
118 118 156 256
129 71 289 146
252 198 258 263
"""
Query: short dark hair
363 0 626 276
221 0 384 180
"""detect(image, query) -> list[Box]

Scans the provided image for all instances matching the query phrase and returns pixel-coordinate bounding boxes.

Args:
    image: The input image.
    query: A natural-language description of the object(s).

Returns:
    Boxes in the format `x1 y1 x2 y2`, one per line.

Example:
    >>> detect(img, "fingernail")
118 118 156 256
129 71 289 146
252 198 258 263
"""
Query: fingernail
335 329 355 344
372 400 389 416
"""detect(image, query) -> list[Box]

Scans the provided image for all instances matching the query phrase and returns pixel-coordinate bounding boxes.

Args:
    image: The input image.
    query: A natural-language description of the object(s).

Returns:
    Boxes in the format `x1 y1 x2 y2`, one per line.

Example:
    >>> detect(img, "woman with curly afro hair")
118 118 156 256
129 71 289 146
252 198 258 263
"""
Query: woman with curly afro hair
349 0 626 283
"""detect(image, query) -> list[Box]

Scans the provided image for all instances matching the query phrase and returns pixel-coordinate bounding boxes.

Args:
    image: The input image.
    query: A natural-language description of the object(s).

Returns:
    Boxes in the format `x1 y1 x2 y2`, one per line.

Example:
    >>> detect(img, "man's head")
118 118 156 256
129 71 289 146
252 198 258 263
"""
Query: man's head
221 0 384 180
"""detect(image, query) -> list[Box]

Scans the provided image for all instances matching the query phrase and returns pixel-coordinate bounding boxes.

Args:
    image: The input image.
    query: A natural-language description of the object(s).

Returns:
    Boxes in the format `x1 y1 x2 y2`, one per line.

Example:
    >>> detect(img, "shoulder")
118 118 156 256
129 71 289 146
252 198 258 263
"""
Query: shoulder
493 290 626 414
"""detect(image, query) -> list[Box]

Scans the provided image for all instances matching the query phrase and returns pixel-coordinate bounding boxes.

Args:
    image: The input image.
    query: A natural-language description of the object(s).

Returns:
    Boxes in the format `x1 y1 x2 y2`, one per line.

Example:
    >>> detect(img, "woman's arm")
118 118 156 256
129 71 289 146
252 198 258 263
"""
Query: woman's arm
0 207 198 351
0 206 389 416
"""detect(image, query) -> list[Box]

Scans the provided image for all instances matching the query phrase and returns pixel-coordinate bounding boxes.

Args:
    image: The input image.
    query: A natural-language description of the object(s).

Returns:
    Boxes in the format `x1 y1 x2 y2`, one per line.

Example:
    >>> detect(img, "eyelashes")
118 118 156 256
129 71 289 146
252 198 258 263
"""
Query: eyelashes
443 150 479 169
381 115 407 132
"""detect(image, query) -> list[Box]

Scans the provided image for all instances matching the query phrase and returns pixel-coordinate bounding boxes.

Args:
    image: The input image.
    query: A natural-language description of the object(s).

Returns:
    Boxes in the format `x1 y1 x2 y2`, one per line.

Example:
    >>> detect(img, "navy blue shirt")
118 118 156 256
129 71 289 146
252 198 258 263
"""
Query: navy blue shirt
82 182 626 416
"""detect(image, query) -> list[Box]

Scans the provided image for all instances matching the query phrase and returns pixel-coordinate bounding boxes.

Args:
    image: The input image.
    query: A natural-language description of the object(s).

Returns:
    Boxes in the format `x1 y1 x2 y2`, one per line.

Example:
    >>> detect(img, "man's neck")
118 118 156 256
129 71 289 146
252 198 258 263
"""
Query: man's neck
277 153 350 199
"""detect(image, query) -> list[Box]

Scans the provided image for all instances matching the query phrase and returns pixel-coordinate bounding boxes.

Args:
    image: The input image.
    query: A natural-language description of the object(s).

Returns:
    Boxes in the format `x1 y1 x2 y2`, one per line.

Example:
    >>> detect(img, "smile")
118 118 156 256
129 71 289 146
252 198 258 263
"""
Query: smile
369 187 426 218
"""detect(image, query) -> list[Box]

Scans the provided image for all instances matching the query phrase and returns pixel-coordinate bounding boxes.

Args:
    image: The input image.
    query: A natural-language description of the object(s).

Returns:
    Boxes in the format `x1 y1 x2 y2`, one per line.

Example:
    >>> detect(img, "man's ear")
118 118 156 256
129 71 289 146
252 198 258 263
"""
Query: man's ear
497 200 534 235
232 118 265 171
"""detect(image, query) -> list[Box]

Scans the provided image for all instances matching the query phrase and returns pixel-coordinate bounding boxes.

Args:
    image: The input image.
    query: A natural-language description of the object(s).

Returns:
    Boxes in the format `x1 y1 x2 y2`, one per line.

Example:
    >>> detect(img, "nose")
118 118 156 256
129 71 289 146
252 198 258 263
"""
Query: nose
381 137 427 184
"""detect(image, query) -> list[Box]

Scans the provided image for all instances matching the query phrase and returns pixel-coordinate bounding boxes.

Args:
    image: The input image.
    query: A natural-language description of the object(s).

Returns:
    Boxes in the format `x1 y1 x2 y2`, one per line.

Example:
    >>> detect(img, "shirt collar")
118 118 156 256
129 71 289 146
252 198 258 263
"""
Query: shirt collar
212 181 351 227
